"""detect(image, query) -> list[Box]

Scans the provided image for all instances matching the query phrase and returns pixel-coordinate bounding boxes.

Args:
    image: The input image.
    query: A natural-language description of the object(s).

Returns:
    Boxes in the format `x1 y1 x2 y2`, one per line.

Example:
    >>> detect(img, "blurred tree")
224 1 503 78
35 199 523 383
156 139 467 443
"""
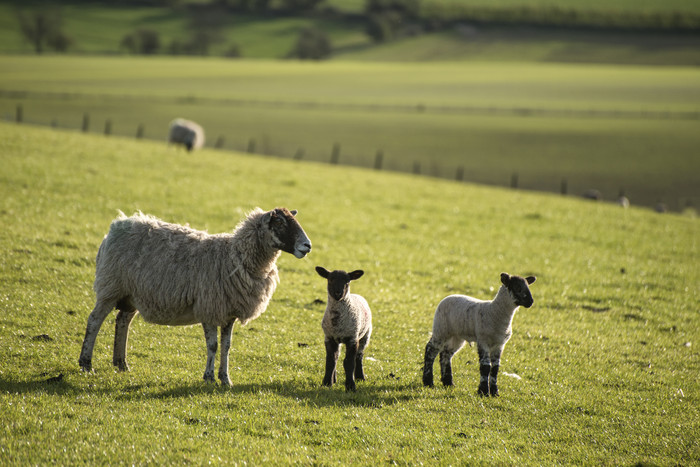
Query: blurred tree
365 0 421 42
120 29 161 55
17 9 72 54
290 27 331 60
281 0 323 11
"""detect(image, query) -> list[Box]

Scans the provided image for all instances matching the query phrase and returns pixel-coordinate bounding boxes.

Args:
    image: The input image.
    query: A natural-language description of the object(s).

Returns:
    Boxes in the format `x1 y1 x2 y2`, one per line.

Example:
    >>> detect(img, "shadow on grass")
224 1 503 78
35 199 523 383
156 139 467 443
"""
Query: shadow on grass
0 370 423 408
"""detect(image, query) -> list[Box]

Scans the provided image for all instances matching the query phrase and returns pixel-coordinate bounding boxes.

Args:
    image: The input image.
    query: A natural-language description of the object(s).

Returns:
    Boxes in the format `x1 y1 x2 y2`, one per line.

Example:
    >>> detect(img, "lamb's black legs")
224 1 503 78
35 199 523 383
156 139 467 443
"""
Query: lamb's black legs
422 341 440 387
324 336 368 392
478 346 501 396
323 339 340 387
343 340 359 392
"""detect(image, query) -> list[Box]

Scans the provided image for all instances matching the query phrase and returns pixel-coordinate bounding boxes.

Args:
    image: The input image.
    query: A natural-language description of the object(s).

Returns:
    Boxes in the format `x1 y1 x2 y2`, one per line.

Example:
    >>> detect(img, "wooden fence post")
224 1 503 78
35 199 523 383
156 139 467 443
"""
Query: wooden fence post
82 113 89 132
104 119 111 136
16 104 22 123
330 143 340 164
215 136 224 148
136 124 144 139
374 150 383 170
561 179 568 195
247 139 256 153
511 173 518 189
413 162 421 175
456 166 464 181
294 148 305 161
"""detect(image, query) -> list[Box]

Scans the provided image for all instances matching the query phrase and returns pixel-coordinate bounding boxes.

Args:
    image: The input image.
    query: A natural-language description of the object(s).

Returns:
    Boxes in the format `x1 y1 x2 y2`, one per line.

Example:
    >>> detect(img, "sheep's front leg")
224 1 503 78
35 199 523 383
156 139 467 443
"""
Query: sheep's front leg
488 348 502 397
113 304 137 371
423 340 440 387
323 338 340 387
218 321 234 387
79 298 116 371
343 340 359 392
202 323 218 383
477 344 491 396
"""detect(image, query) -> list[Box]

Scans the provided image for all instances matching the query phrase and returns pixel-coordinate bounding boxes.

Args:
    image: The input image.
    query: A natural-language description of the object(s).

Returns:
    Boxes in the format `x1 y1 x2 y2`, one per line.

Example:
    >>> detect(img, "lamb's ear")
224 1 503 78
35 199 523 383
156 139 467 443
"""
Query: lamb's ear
526 276 536 285
290 210 298 216
262 210 273 226
315 266 330 278
500 273 510 286
349 270 364 281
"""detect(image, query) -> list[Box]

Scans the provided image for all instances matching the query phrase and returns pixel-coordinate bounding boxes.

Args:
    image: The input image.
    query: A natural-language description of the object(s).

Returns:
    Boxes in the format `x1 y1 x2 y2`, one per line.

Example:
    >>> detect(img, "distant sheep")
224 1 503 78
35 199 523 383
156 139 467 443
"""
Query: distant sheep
168 118 205 151
423 273 536 396
78 208 312 386
315 266 372 392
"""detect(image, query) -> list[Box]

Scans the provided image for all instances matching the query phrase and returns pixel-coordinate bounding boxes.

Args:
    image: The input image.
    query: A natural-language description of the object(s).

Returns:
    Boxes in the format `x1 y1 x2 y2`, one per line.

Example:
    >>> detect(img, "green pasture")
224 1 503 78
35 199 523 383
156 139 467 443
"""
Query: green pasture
2 55 699 211
0 122 698 464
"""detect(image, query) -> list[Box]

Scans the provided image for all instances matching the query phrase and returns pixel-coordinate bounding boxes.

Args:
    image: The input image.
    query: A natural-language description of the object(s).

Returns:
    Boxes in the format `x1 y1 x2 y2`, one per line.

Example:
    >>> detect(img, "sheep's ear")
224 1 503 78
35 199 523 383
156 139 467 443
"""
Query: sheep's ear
262 210 273 225
349 270 364 281
315 266 330 278
526 276 536 285
500 273 510 286
290 209 298 216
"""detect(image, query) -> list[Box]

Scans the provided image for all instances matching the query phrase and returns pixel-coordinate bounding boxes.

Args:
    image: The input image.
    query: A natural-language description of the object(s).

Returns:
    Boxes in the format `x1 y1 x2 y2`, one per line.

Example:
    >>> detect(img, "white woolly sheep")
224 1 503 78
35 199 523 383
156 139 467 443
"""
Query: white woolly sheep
78 207 312 386
423 272 536 396
315 266 372 392
168 118 205 151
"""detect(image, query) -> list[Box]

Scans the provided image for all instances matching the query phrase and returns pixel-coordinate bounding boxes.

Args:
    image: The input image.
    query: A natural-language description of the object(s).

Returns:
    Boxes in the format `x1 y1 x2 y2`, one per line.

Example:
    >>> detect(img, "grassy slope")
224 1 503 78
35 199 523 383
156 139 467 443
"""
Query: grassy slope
1 55 699 210
0 122 698 464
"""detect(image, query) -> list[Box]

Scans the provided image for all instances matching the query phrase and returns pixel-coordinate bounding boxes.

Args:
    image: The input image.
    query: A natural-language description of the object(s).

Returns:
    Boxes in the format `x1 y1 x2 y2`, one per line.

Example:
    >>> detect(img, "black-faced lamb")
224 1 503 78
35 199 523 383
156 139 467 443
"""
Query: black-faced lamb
423 272 536 396
315 266 372 392
78 208 312 386
168 118 205 151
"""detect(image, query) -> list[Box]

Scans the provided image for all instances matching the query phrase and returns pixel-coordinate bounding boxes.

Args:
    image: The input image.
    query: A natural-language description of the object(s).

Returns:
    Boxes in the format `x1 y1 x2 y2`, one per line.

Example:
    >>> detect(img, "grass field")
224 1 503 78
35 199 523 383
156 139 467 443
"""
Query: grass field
2 55 699 211
0 122 698 464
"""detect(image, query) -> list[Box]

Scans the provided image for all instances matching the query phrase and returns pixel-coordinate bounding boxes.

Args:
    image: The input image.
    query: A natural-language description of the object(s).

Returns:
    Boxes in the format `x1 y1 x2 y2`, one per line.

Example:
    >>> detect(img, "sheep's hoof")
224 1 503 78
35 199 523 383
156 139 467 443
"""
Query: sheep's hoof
203 372 216 383
219 375 232 387
490 388 499 397
79 359 92 372
478 383 490 396
345 382 357 392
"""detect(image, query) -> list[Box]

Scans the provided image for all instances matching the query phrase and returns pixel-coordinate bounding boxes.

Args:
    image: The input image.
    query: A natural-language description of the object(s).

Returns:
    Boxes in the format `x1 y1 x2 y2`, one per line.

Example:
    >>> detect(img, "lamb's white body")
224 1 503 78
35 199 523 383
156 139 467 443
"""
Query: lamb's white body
423 273 535 396
322 293 372 344
168 118 204 151
79 208 311 386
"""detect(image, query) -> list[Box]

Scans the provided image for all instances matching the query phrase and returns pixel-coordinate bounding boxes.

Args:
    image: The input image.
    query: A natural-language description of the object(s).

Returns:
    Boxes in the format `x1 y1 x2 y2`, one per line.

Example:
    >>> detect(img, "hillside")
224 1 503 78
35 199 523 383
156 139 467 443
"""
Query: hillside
0 122 698 464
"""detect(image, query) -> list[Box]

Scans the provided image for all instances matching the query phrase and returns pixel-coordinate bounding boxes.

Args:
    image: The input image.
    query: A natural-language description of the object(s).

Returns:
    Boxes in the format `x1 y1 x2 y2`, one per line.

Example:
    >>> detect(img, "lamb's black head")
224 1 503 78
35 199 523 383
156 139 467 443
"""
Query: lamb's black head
501 273 536 308
316 266 364 301
263 207 312 258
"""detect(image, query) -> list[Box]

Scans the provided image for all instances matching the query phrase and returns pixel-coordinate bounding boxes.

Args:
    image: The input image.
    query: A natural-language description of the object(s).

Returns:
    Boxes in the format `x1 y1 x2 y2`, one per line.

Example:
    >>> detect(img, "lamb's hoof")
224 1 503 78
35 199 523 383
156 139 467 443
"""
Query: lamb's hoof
79 359 92 372
441 379 454 387
113 359 129 372
345 382 357 392
322 379 333 387
220 378 232 387
490 388 499 397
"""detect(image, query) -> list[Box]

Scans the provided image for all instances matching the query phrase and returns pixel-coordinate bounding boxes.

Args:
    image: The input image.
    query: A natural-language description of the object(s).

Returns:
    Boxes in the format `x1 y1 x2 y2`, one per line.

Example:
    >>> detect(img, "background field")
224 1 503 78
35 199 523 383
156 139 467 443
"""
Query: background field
0 122 698 464
2 55 699 211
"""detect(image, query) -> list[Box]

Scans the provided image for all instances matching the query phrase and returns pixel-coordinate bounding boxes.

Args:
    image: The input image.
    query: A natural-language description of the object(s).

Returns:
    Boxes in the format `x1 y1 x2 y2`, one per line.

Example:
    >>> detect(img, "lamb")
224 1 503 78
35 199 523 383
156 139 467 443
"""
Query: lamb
78 207 312 386
168 118 205 151
423 272 536 396
315 266 372 392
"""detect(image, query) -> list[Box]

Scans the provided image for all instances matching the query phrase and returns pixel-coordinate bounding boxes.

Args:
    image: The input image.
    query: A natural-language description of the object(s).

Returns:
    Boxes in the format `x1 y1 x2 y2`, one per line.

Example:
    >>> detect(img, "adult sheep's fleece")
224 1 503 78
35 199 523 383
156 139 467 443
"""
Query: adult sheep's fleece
168 118 205 151
78 208 312 386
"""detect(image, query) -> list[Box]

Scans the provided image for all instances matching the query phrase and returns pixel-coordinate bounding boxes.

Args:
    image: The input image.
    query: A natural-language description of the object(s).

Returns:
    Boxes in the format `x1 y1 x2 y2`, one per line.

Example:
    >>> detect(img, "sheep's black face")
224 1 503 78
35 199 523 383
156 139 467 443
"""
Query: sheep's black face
266 208 311 258
316 267 364 301
501 273 536 308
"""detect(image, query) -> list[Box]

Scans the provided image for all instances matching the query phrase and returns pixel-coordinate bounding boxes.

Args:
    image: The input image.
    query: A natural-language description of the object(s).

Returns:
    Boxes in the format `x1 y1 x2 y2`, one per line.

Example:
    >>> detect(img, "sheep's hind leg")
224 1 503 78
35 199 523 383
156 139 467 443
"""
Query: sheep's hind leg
218 320 234 387
354 333 370 381
477 345 491 396
79 298 116 371
112 300 137 371
322 338 340 387
343 340 359 392
202 323 218 383
423 340 440 387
